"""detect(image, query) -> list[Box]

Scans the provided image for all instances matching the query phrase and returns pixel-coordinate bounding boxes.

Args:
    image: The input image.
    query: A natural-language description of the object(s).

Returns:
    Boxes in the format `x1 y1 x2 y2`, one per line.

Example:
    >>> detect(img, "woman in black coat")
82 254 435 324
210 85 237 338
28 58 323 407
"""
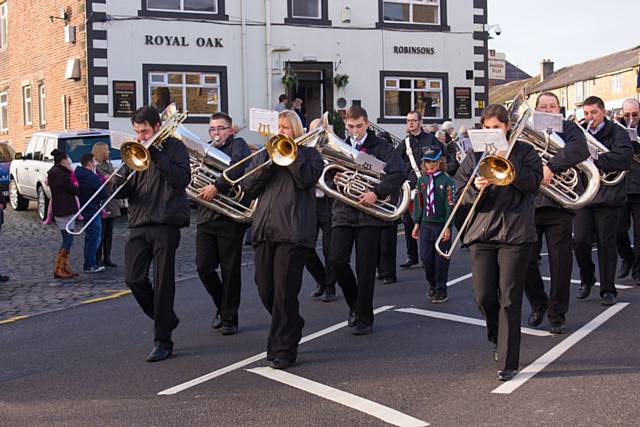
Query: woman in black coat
454 104 542 381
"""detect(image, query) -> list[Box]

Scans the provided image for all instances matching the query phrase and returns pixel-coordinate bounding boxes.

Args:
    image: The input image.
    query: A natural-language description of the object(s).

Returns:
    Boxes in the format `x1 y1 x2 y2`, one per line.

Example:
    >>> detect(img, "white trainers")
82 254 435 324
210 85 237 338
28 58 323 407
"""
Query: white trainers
84 265 106 273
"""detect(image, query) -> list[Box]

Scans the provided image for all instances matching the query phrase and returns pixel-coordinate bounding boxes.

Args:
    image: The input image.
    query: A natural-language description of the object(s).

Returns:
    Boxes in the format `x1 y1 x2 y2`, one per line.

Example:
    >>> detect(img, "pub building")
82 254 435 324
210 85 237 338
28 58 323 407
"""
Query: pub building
0 0 489 150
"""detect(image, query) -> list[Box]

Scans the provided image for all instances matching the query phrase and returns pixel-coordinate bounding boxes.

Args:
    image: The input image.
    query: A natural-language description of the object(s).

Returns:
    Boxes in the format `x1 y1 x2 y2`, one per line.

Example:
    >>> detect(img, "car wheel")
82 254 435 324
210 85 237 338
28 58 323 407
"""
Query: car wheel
37 185 50 221
9 179 29 211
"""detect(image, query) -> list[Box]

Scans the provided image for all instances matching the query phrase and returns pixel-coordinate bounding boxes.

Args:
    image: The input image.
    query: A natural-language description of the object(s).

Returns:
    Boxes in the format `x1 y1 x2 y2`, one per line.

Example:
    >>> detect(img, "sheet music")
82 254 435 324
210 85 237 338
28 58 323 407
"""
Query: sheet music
468 129 509 153
249 108 279 135
532 112 563 133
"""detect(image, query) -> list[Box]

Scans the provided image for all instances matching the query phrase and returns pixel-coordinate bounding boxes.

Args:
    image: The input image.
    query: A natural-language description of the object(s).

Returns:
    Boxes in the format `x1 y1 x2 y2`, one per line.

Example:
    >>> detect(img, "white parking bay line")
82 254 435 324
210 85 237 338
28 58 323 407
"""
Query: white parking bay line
247 367 430 427
446 273 472 287
492 302 629 395
396 308 552 337
157 305 395 396
540 277 632 290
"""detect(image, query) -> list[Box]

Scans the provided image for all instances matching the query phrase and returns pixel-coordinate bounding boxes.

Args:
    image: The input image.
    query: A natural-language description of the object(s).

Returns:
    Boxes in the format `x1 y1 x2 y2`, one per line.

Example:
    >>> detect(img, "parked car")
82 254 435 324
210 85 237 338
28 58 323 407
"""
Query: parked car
9 129 121 220
0 141 14 200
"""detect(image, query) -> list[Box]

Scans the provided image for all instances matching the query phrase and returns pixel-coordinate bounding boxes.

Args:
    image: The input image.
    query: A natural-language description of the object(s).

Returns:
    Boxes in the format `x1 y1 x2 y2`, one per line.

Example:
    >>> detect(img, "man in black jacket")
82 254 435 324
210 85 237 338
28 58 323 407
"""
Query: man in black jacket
117 106 191 362
615 98 640 281
195 112 251 335
330 106 406 335
524 92 590 334
574 96 632 305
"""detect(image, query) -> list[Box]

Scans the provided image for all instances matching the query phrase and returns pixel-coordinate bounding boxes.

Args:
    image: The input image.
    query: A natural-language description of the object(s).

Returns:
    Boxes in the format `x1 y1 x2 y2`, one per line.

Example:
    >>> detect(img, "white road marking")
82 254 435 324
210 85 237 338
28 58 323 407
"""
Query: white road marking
540 276 632 290
158 305 395 395
247 367 430 427
492 302 629 394
446 273 473 287
396 307 552 337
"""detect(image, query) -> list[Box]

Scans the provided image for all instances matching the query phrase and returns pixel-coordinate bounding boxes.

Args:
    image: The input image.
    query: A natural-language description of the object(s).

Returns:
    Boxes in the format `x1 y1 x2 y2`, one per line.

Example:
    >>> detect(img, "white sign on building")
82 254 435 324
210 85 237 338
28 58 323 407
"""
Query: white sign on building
488 50 506 80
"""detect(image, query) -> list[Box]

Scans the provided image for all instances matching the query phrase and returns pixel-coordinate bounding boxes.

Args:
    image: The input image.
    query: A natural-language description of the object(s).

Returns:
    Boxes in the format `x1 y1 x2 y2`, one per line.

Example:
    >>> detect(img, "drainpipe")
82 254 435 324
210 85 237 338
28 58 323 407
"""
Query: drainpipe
240 0 248 127
265 0 272 109
62 95 68 130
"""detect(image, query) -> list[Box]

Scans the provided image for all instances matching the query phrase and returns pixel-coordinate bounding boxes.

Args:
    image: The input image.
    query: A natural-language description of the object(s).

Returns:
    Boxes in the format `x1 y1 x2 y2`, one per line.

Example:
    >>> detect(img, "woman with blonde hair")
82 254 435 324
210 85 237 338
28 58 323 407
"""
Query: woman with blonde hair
91 142 121 267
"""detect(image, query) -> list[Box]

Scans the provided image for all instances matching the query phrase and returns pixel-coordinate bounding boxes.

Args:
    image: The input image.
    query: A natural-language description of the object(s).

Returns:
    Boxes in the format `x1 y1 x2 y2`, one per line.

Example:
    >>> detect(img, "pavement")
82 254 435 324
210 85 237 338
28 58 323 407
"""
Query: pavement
1 205 639 426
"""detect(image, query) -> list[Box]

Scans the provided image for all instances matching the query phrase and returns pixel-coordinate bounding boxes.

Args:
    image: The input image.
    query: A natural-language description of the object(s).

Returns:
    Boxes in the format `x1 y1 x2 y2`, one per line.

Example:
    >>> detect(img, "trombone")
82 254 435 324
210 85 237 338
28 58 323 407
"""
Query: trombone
434 97 532 259
65 104 186 235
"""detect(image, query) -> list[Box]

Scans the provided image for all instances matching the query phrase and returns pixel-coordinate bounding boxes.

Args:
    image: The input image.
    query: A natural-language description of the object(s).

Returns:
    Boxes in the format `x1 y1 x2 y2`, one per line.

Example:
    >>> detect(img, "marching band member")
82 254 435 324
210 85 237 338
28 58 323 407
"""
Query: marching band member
574 96 632 305
524 92 589 334
455 104 542 381
330 106 406 335
615 98 640 282
118 106 191 362
243 110 324 369
195 112 251 335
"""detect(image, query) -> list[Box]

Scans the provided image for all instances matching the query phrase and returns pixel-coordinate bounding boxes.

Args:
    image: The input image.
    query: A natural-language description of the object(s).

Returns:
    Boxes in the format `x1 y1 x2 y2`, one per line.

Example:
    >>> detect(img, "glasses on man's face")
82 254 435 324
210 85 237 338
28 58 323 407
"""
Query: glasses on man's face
209 126 230 133
623 112 639 118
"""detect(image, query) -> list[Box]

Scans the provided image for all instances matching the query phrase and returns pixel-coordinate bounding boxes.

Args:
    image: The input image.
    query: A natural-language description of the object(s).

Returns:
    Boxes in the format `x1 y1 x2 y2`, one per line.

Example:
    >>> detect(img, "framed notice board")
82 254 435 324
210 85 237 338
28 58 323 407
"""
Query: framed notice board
113 81 137 117
454 87 472 119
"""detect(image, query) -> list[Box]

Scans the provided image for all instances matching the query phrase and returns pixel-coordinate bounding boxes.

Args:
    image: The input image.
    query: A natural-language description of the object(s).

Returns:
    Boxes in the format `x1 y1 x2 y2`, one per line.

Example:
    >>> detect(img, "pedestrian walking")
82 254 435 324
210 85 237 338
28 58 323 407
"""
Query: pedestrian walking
92 142 121 268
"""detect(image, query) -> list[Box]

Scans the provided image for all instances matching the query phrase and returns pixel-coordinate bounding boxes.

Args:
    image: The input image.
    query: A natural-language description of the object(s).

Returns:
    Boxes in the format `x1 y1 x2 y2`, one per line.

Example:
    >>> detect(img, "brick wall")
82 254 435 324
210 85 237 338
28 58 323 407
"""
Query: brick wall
0 0 89 153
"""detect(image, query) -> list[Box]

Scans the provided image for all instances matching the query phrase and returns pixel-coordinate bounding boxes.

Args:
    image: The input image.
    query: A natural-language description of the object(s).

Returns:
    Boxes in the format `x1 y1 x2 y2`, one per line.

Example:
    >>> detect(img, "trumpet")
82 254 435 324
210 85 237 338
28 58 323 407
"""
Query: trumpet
65 104 185 235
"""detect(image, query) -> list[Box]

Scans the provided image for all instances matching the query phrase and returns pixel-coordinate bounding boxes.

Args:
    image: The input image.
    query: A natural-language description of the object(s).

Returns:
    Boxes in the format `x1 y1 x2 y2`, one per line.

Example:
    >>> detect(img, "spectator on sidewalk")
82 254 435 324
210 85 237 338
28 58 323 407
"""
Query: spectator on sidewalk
47 149 81 279
92 143 121 268
274 94 288 112
0 189 8 282
75 153 107 273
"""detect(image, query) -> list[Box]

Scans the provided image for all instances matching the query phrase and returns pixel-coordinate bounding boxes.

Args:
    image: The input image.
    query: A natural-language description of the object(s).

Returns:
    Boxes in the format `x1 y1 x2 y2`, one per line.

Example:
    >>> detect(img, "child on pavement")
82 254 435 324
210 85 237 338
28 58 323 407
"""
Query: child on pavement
411 146 456 303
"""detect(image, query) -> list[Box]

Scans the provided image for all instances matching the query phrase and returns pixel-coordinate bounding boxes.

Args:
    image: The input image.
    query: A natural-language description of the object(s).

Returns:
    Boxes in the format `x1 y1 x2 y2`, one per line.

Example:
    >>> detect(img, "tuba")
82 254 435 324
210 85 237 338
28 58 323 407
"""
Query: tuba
315 112 411 222
181 127 256 223
511 99 601 209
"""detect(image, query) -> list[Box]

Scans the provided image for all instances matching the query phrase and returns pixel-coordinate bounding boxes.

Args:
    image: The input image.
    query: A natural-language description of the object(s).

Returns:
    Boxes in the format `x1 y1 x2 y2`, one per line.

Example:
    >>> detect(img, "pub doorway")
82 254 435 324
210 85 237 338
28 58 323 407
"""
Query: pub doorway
285 62 334 129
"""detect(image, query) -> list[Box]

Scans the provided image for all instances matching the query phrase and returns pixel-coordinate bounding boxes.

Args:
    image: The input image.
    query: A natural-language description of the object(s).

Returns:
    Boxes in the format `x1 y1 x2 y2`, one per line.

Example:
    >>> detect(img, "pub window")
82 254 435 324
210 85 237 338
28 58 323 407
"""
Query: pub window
292 0 321 19
383 76 444 120
383 0 440 25
148 71 221 117
0 2 7 49
38 84 46 126
22 85 32 126
0 91 8 131
146 0 217 13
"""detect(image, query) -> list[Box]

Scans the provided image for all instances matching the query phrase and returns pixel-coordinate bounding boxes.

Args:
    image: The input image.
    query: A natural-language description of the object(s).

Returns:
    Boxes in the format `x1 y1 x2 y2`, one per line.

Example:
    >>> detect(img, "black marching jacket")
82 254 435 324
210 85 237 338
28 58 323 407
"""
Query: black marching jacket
397 130 458 187
197 136 252 225
331 129 407 228
47 163 79 217
535 120 590 210
619 118 640 196
454 141 543 246
243 145 324 249
116 137 191 228
583 118 632 208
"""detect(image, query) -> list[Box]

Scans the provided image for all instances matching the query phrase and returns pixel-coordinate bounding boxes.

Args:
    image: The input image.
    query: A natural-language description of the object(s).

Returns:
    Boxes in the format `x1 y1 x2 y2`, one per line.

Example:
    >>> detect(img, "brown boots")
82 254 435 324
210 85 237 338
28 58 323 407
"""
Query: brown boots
54 249 78 279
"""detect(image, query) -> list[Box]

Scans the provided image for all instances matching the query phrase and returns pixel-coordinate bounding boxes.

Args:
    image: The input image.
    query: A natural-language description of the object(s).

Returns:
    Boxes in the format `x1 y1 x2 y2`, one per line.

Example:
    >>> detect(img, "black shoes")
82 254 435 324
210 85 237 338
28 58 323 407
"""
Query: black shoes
322 287 338 302
550 322 566 334
497 370 515 381
352 323 373 335
310 283 325 299
383 276 397 285
427 286 436 298
576 279 594 299
400 258 419 268
0 274 9 282
347 311 356 327
146 345 173 362
601 292 616 306
211 313 222 329
617 260 632 278
103 260 117 267
431 290 448 304
527 309 546 327
271 358 293 370
221 324 238 335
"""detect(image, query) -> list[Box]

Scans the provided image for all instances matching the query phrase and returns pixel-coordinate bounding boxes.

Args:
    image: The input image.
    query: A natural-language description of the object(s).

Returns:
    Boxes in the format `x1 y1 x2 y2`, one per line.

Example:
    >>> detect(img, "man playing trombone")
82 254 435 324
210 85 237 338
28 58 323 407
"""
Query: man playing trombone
117 106 191 362
195 112 252 335
524 92 590 334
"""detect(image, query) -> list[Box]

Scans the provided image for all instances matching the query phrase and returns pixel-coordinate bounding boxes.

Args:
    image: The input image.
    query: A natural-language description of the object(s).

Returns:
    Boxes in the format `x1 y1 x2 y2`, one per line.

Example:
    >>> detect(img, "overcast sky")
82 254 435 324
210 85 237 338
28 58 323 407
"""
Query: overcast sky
487 0 640 76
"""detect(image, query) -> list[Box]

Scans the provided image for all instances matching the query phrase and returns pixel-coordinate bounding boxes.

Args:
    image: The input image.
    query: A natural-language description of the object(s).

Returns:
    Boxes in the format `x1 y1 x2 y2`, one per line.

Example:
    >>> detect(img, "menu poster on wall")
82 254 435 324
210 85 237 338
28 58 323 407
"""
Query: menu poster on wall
113 81 137 117
454 87 472 119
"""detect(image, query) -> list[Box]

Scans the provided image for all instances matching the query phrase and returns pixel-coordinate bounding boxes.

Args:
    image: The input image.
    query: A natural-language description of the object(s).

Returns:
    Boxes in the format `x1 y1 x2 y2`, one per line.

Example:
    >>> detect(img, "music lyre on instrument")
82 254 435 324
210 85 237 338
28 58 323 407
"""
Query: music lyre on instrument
65 104 185 235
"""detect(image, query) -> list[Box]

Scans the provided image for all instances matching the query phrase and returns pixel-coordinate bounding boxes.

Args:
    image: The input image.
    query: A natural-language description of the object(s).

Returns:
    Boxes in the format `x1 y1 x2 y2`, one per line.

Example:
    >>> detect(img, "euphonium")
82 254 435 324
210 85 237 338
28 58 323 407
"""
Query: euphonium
577 120 626 186
315 112 410 222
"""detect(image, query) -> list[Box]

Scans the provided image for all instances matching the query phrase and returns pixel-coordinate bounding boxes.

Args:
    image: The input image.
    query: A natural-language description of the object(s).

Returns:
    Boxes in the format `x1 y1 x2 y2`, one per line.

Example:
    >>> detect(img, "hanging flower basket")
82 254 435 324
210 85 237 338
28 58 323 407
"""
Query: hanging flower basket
282 69 299 90
333 74 350 89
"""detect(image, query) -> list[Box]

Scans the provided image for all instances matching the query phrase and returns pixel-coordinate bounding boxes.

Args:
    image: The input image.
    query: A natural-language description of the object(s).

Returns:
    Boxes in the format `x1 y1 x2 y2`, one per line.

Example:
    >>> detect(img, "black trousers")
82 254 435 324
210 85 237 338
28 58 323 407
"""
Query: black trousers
616 199 640 274
418 222 450 291
377 223 398 279
402 210 419 262
331 226 381 326
196 217 247 326
574 206 619 296
255 242 309 362
469 242 532 371
525 207 573 324
125 225 181 348
96 217 114 263
304 197 335 289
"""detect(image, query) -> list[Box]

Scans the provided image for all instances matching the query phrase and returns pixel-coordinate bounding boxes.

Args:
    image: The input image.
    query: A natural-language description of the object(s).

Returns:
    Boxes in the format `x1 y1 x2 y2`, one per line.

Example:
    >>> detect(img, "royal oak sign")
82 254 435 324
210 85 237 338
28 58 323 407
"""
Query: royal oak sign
144 35 223 48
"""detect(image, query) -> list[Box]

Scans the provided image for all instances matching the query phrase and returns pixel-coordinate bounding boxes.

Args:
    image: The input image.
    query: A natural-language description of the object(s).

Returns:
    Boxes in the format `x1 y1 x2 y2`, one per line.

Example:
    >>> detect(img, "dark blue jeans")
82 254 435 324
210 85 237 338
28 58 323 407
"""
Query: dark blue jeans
83 214 102 269
60 230 74 251
418 222 450 291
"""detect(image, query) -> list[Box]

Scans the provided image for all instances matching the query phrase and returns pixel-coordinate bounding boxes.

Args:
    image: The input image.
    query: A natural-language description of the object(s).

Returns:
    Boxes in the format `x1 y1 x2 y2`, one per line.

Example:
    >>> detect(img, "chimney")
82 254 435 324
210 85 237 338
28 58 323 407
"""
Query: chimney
540 59 554 82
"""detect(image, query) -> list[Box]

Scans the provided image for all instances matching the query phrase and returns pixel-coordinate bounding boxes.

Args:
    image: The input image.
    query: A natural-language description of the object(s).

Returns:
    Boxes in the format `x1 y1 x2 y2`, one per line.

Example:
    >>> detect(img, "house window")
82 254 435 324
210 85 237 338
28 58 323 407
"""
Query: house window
383 75 445 120
0 2 7 50
38 84 46 126
383 0 440 24
285 0 330 25
574 81 584 103
611 74 622 93
146 0 216 13
22 85 32 126
0 91 7 131
560 89 566 108
143 65 228 123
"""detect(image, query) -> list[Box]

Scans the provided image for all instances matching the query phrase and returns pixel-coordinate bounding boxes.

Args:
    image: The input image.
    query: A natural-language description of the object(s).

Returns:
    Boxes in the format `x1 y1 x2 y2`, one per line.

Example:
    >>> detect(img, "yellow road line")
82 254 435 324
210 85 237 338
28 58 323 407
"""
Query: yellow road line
0 315 30 325
81 290 131 304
